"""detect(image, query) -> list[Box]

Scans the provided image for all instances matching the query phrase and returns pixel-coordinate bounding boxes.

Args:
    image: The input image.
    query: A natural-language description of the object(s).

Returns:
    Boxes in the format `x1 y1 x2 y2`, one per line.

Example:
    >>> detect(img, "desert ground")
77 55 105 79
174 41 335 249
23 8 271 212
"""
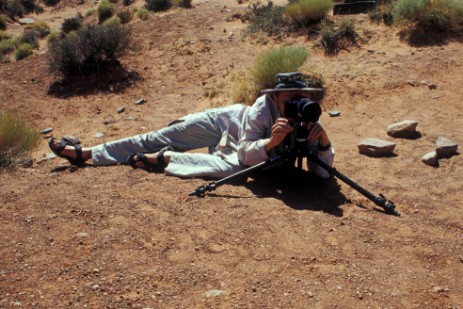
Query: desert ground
1 0 462 308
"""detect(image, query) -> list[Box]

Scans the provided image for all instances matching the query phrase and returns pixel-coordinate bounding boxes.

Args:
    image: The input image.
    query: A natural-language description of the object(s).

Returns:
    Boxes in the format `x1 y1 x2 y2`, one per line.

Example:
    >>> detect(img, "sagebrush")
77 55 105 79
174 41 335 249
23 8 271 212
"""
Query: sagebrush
48 24 131 77
0 111 40 168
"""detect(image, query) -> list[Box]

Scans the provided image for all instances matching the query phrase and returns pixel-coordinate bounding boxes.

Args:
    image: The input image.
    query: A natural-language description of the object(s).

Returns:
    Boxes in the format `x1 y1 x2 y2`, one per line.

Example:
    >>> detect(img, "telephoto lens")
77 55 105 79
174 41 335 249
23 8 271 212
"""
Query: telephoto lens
284 98 321 122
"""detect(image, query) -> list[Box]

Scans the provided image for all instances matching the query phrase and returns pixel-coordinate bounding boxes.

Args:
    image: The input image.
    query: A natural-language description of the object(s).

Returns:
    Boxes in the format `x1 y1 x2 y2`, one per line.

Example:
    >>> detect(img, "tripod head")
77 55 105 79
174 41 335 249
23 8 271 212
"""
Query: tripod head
280 121 315 170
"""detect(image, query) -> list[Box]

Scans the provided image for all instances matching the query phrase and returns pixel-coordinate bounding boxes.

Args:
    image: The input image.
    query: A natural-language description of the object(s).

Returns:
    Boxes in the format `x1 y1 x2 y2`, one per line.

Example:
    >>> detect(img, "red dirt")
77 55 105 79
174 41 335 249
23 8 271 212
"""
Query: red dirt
1 0 462 308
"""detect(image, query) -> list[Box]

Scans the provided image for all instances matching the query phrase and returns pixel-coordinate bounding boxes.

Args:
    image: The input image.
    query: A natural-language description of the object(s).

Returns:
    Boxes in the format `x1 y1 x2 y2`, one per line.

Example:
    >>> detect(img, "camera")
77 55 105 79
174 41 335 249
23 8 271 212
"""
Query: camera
284 98 321 122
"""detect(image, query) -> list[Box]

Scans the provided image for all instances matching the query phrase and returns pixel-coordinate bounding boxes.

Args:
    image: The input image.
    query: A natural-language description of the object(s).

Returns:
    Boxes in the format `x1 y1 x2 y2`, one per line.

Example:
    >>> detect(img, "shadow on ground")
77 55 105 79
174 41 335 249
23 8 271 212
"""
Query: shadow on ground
47 62 141 98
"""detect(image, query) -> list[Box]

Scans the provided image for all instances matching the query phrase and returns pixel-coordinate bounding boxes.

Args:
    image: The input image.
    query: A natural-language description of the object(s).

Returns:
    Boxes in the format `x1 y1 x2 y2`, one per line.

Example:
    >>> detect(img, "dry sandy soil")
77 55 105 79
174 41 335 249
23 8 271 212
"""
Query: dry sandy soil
1 0 463 308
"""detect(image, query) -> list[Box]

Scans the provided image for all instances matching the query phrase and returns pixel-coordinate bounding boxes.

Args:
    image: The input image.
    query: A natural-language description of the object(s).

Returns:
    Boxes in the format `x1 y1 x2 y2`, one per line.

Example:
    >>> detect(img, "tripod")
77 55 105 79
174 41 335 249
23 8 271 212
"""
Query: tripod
189 122 400 217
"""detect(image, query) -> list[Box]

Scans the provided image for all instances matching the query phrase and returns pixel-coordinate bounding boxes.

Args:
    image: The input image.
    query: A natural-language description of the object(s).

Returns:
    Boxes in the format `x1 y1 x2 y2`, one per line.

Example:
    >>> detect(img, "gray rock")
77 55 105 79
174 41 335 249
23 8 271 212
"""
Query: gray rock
358 138 396 157
435 137 458 159
328 110 341 117
94 132 104 138
387 120 418 138
422 151 437 166
134 98 145 105
40 127 53 134
205 290 224 297
117 107 125 113
18 18 34 24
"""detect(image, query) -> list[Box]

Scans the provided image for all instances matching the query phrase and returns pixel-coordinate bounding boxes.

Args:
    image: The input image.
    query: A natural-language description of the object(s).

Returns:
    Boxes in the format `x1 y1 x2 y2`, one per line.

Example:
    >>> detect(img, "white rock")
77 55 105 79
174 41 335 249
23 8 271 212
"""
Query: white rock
435 137 458 159
421 151 437 166
205 290 224 297
358 138 396 157
387 120 418 137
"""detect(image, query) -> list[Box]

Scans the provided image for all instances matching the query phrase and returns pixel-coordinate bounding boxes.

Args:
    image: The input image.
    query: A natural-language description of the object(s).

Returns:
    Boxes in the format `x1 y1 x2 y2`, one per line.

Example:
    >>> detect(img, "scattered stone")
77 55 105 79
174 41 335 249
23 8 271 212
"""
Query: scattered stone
18 18 34 24
205 290 224 297
358 138 396 157
432 286 445 293
422 151 437 166
40 127 53 134
435 137 458 159
407 80 418 87
103 118 115 125
77 232 89 238
420 80 437 89
134 98 145 105
387 120 419 138
94 132 104 138
328 110 341 117
117 107 125 113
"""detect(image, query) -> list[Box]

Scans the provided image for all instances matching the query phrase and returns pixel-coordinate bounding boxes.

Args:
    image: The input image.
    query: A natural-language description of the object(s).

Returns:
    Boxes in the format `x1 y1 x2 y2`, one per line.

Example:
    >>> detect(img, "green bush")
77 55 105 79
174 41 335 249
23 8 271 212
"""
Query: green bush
251 46 309 90
136 8 149 20
0 111 40 168
14 42 32 60
25 21 51 38
6 0 25 19
61 16 82 33
0 15 7 30
0 30 10 41
393 0 426 22
145 0 171 12
392 0 462 32
18 30 38 49
84 8 96 17
245 1 289 37
0 38 14 55
369 2 394 25
43 0 59 6
117 9 132 23
319 18 359 55
232 46 309 104
20 0 36 13
103 15 121 26
48 24 131 77
97 0 114 23
285 0 332 26
47 30 61 45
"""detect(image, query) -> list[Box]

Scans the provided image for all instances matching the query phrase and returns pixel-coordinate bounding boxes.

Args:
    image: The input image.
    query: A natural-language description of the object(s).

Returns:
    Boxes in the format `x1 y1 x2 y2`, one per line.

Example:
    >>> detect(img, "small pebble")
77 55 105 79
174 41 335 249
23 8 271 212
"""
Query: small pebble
134 98 145 105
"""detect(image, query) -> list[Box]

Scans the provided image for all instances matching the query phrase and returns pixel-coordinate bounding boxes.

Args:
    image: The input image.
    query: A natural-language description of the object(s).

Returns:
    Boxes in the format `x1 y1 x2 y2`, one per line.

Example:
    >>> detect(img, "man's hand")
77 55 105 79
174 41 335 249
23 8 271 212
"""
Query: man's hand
264 118 294 152
307 123 330 147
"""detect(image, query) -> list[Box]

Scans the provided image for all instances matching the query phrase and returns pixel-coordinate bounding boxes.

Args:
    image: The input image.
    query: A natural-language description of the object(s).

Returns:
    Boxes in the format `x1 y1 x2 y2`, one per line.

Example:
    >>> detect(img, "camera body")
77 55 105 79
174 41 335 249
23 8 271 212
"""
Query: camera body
284 98 321 122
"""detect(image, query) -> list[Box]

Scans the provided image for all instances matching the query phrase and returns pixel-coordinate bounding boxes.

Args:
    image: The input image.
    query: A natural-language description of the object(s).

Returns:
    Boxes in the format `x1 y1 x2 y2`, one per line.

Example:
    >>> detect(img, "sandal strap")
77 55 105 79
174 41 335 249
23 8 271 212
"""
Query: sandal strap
156 146 173 170
74 144 84 165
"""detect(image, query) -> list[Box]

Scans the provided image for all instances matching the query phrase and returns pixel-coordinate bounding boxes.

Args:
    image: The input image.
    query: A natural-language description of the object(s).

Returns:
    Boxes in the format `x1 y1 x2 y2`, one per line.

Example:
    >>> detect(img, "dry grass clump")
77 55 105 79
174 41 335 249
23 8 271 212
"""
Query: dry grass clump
231 46 310 104
0 111 40 169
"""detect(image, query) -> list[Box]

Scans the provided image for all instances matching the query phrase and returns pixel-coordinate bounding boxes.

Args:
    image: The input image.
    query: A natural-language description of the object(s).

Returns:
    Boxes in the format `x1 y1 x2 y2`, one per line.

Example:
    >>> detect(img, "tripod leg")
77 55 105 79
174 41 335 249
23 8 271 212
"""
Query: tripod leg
308 155 400 216
189 156 283 196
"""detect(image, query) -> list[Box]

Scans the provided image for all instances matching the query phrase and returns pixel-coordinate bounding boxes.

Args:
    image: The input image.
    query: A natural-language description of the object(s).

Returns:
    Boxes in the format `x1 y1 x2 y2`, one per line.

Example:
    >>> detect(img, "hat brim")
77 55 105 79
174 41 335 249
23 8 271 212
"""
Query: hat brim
260 87 323 94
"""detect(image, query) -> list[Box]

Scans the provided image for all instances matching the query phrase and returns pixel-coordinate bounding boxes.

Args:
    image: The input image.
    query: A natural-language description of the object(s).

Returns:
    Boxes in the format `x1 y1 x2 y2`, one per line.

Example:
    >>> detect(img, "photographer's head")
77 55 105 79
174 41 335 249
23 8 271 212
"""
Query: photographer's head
261 72 322 122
